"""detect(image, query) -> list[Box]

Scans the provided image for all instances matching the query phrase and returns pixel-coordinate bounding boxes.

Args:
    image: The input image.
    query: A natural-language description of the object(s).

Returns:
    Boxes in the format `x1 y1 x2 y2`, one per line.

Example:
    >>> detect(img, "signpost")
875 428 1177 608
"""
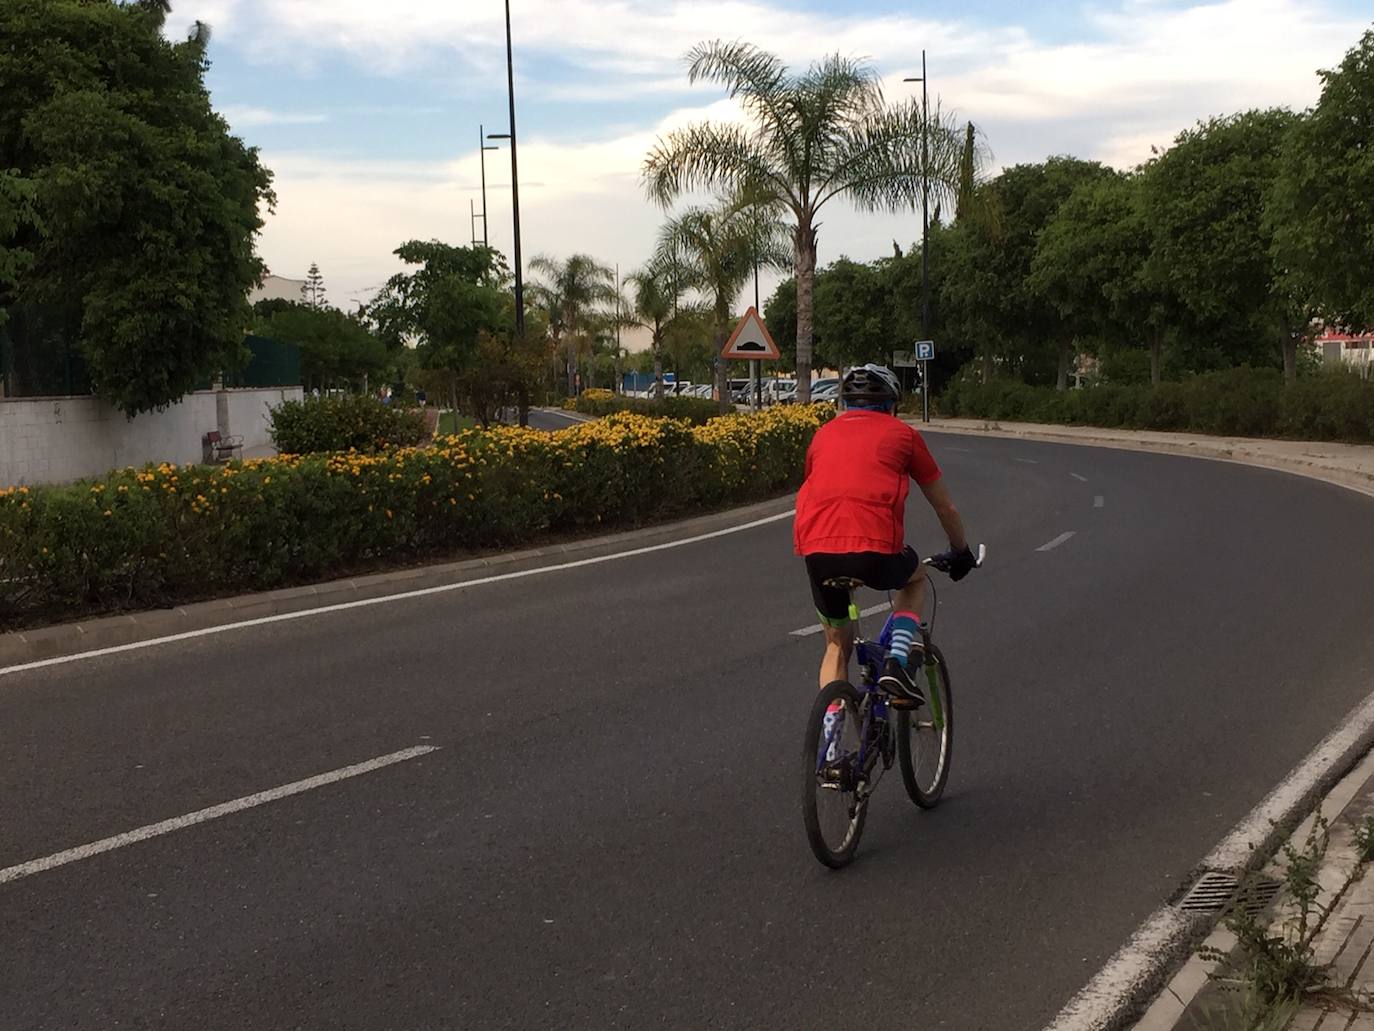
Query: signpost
915 340 935 423
721 307 781 410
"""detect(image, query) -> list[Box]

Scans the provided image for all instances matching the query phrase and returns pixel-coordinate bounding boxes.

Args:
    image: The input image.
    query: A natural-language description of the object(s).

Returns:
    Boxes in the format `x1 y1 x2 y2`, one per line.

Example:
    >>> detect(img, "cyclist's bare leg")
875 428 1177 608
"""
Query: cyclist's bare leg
819 623 855 689
893 564 929 619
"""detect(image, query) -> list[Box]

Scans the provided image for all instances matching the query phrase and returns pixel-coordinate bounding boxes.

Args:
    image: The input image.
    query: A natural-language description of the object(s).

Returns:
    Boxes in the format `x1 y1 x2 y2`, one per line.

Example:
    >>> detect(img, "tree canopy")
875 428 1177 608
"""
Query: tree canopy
0 0 275 413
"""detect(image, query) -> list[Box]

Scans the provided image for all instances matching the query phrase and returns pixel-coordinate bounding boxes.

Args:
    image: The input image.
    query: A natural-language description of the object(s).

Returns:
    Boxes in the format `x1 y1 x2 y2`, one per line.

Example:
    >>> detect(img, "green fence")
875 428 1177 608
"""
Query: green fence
223 334 301 389
0 304 91 398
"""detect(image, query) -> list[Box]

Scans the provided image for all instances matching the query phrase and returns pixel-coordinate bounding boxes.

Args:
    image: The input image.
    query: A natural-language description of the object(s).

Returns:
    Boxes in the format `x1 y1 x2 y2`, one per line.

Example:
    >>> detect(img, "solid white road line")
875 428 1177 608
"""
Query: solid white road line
1044 687 1374 1031
1070 473 1089 482
1036 531 1077 552
0 510 796 680
1094 495 1105 509
0 746 438 886
790 601 891 637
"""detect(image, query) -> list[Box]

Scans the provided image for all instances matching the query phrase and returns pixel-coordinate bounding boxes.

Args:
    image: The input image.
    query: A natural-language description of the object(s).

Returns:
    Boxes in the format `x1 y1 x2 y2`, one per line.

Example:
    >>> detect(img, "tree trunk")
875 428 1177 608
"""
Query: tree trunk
1150 336 1162 386
652 327 665 400
794 218 818 403
980 347 992 385
1283 332 1298 385
566 334 577 397
1056 341 1074 392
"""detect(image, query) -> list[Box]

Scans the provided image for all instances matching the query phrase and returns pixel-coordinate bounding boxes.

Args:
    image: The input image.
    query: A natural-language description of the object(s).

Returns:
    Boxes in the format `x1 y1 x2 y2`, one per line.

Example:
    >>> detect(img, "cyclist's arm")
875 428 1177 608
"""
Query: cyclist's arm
919 477 968 552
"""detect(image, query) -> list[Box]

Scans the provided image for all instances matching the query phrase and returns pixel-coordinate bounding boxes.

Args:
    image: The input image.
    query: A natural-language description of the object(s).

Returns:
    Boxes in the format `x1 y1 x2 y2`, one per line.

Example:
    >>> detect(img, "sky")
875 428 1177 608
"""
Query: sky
165 0 1370 324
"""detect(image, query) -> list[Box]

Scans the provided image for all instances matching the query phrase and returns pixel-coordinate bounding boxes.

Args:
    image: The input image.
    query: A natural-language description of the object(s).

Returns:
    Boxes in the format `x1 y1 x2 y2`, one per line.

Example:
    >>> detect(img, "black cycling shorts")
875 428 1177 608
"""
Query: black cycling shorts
804 547 921 626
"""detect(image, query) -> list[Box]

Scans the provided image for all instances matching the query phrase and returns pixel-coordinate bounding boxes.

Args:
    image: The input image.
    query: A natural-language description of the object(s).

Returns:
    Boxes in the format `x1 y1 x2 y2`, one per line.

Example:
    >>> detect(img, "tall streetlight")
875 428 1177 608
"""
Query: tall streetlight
905 51 930 421
487 0 524 335
478 124 498 248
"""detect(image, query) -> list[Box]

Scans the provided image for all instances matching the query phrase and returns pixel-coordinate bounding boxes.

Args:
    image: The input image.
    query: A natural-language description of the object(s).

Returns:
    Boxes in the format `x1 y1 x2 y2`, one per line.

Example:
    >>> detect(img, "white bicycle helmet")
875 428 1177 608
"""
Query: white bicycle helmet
839 363 901 404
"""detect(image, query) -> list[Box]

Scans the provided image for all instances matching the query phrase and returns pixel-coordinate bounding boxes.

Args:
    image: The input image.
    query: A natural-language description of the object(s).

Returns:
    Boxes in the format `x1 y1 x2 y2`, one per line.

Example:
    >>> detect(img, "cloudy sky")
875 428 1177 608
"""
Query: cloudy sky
166 0 1368 315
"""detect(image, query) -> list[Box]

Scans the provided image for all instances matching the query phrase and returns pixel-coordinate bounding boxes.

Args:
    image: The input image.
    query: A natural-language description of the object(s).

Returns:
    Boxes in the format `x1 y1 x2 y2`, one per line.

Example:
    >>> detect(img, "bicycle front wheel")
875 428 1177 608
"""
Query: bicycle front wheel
896 645 953 808
802 680 869 869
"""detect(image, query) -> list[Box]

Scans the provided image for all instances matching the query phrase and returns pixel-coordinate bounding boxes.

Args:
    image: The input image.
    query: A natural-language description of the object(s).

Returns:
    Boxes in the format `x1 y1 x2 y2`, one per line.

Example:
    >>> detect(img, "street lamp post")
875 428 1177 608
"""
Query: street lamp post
478 124 498 249
905 50 931 423
486 0 524 336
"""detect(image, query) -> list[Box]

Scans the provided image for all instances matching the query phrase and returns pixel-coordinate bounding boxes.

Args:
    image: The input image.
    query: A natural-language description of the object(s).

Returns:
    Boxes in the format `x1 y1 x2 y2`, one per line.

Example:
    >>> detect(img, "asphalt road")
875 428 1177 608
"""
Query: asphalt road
524 407 591 432
5 433 1374 1030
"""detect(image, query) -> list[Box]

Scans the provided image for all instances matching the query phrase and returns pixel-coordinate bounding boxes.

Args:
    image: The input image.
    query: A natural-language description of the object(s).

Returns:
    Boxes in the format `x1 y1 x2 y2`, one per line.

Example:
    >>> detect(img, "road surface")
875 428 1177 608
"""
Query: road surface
5 433 1374 1029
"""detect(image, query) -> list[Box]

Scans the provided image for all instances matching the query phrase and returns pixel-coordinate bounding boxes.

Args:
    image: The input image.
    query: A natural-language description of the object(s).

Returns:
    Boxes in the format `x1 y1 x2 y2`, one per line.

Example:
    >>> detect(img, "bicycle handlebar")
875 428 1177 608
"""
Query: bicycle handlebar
922 543 987 575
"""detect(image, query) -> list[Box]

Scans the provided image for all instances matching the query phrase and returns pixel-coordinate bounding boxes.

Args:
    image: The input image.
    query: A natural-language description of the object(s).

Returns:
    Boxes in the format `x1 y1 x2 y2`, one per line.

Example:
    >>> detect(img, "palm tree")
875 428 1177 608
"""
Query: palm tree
656 192 789 410
527 254 617 396
644 41 971 402
625 258 696 399
138 0 172 29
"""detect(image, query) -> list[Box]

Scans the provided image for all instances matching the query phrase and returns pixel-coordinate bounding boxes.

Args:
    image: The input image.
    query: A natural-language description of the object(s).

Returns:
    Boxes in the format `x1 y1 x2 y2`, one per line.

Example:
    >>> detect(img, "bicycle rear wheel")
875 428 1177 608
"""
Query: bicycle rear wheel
802 680 869 869
896 645 953 808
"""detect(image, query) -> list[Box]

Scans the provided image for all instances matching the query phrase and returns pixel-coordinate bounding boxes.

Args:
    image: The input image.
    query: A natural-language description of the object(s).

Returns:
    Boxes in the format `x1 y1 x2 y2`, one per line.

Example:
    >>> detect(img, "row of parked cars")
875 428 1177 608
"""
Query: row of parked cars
626 378 846 404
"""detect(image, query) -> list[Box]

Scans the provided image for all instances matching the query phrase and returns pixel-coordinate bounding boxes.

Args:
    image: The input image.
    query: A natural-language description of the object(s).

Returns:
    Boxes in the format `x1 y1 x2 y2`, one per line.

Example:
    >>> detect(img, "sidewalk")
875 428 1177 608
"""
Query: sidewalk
913 417 1374 498
1140 750 1374 1030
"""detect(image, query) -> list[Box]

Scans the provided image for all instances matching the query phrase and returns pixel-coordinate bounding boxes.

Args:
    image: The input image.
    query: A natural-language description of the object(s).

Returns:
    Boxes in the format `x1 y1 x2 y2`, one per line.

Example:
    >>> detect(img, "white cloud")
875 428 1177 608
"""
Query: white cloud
240 0 1368 321
221 105 327 128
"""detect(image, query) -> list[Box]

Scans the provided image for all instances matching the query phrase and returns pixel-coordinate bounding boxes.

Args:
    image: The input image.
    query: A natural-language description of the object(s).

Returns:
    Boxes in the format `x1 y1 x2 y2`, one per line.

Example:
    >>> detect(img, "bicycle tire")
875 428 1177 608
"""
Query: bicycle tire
802 680 869 869
896 645 953 808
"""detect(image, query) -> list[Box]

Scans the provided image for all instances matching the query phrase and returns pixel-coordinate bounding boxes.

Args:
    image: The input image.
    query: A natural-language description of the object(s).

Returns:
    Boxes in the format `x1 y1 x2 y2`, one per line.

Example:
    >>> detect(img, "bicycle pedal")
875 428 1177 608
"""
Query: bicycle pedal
887 696 920 710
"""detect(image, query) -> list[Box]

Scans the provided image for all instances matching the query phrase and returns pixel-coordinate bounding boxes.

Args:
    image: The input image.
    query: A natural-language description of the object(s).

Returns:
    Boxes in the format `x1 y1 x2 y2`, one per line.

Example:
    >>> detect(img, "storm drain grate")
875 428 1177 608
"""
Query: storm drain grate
1179 872 1283 915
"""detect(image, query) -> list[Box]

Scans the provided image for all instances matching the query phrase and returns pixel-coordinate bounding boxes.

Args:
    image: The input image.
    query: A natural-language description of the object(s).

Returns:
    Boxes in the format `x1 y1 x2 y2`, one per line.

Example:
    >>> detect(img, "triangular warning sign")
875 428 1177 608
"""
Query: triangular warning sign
721 307 780 360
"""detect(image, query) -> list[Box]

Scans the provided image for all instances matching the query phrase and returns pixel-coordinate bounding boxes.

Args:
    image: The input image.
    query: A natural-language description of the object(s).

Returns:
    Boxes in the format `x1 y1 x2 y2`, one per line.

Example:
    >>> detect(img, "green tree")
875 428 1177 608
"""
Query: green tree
252 301 388 393
655 192 788 409
1269 29 1374 333
643 41 971 402
626 257 697 399
527 253 617 396
0 0 274 414
304 262 327 310
812 257 893 369
367 241 508 415
1139 109 1299 378
0 172 39 327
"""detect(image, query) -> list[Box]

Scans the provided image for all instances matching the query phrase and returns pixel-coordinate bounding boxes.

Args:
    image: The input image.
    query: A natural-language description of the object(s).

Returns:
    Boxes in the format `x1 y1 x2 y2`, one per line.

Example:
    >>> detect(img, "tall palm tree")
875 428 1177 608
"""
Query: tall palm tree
137 0 172 29
644 41 970 402
655 193 788 410
527 253 617 396
626 258 696 400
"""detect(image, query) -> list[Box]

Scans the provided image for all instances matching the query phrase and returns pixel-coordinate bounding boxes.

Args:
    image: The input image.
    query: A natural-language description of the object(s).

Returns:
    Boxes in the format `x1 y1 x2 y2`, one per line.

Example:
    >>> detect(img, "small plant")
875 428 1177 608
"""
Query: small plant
267 394 428 455
1354 816 1374 864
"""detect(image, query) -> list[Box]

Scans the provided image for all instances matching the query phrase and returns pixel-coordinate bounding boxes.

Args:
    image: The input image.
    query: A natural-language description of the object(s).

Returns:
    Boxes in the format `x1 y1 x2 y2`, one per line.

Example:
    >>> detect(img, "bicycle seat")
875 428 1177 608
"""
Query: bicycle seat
822 576 867 591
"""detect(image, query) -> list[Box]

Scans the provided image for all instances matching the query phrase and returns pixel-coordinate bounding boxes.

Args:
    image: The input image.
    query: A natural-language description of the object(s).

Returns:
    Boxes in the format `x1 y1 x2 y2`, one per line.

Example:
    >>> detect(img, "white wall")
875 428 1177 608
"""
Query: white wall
0 387 302 487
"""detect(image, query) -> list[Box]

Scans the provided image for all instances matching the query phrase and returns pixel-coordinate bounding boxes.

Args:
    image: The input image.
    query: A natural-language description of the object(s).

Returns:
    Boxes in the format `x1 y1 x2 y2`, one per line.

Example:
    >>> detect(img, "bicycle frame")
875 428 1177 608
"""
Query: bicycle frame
849 596 947 733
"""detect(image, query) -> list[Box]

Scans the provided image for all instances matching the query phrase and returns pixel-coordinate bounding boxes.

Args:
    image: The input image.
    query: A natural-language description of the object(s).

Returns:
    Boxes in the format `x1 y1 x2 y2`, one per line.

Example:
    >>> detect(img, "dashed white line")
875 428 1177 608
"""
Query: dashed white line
943 446 973 453
1014 457 1040 464
1 510 797 679
0 746 439 886
1036 531 1077 552
1070 473 1089 482
1094 495 1105 509
790 601 891 637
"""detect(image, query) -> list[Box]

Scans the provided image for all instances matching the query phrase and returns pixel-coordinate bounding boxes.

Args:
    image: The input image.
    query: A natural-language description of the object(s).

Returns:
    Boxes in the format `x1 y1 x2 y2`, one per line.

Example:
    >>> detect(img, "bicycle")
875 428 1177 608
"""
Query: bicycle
801 544 985 869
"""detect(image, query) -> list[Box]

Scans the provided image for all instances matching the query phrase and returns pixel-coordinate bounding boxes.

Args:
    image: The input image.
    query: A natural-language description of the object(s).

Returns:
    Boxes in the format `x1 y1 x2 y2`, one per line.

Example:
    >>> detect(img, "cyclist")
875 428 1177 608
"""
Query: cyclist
795 364 977 702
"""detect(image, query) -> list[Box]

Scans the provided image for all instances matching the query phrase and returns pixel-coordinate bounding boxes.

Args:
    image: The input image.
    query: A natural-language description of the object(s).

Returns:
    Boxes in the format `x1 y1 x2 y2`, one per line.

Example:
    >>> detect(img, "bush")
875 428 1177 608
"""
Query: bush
938 367 1374 442
0 405 834 627
562 392 722 425
268 394 428 454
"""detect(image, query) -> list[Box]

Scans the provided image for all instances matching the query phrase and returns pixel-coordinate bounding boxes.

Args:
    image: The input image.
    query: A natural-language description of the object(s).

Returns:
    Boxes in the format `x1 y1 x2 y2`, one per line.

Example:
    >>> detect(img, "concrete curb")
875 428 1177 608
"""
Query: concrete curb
912 418 1374 499
0 495 796 670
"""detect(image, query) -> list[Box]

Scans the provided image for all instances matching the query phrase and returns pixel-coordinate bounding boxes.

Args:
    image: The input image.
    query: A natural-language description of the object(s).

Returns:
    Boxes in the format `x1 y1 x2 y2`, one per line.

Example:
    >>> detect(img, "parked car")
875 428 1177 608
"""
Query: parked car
811 382 840 402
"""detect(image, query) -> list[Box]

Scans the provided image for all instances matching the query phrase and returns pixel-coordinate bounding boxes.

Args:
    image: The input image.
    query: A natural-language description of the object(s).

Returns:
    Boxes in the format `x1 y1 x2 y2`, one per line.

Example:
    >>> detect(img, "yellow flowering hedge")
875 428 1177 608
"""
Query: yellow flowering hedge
562 391 721 424
0 404 832 625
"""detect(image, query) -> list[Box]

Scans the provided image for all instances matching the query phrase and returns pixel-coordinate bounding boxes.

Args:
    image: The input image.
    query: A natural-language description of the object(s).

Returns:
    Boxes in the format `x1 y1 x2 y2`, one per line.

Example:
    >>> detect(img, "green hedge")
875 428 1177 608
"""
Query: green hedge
268 394 428 454
0 406 831 627
563 391 722 425
939 367 1374 442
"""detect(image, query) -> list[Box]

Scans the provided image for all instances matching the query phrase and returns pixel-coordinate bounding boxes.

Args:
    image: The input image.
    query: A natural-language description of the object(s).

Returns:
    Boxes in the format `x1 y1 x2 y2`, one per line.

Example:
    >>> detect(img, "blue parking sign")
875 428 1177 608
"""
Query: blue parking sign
916 340 935 361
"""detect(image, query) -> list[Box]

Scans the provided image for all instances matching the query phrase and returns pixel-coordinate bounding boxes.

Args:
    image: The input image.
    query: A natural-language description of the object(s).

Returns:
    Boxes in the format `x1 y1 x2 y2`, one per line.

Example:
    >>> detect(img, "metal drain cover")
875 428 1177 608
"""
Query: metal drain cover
1179 872 1282 914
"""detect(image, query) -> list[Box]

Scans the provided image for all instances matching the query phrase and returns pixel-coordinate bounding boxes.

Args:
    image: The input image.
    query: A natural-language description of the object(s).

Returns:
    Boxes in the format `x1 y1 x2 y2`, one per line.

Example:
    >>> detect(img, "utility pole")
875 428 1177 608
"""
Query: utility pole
504 0 523 335
905 51 932 423
479 124 497 248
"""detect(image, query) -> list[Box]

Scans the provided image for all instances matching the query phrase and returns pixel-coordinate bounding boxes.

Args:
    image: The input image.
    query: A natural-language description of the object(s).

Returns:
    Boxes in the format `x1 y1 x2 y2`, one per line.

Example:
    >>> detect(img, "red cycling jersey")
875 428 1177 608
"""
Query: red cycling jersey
793 410 942 556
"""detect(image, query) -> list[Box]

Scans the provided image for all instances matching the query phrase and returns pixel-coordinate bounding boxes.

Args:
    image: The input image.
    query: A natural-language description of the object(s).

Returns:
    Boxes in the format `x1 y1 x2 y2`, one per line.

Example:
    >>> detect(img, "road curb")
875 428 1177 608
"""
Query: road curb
913 419 1374 499
0 495 796 671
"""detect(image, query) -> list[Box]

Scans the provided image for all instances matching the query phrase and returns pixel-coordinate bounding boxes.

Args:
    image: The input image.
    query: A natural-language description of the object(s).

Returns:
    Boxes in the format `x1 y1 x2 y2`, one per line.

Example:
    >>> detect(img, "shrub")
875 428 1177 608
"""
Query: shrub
268 394 428 455
0 404 834 627
563 392 721 425
937 367 1374 443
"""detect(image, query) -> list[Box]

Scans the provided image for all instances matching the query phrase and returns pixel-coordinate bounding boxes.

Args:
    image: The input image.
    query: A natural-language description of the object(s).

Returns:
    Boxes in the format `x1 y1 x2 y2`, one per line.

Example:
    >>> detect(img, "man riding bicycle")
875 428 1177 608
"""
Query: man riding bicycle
794 364 977 701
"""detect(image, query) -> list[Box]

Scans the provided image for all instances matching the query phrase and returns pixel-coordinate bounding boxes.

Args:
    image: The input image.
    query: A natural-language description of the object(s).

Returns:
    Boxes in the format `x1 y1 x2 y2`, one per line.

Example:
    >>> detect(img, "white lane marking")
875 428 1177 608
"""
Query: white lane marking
1036 531 1076 552
1070 473 1089 483
943 446 973 453
1044 687 1374 1031
1 510 796 679
1094 495 1105 509
1014 457 1039 464
790 601 891 637
0 746 438 886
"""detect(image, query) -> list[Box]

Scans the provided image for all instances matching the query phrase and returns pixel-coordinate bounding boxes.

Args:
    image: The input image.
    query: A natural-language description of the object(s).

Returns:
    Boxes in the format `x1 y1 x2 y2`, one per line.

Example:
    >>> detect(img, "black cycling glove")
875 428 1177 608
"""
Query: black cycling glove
946 545 978 582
